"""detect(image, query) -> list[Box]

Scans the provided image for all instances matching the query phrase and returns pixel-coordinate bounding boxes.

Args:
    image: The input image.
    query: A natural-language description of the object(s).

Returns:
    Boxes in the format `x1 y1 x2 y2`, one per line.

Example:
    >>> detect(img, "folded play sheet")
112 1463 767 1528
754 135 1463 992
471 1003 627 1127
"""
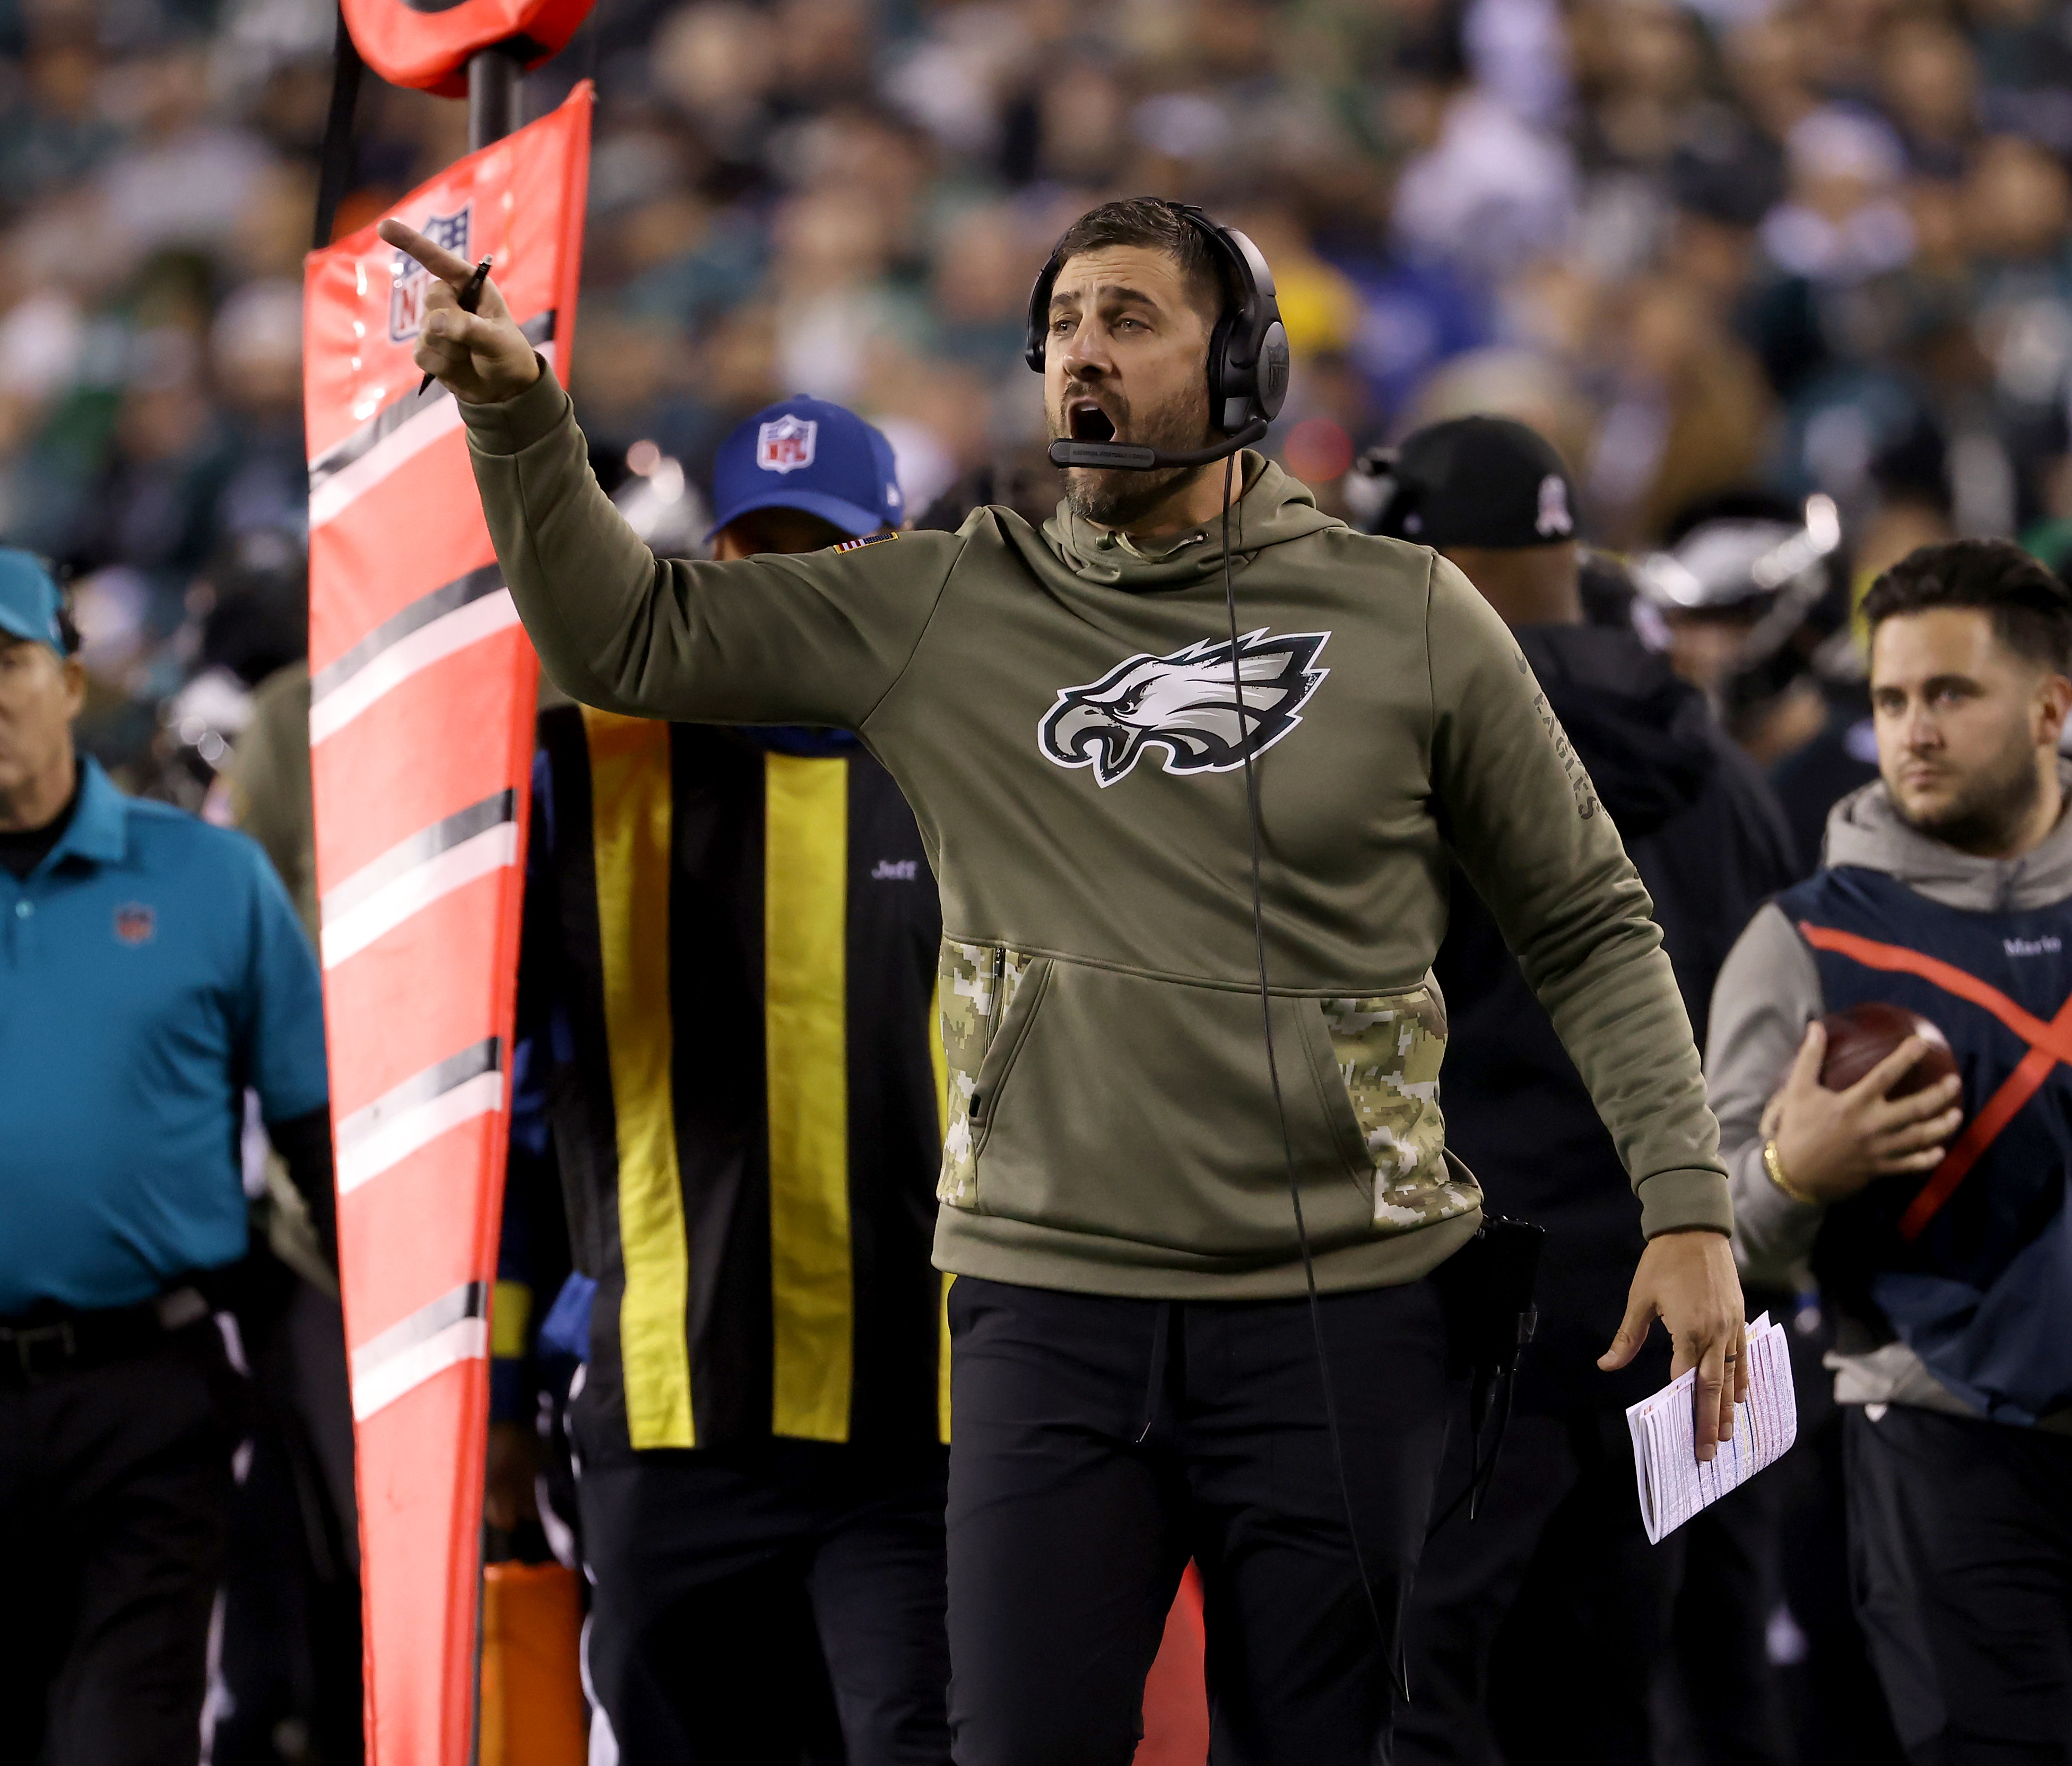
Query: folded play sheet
1627 1313 1798 1545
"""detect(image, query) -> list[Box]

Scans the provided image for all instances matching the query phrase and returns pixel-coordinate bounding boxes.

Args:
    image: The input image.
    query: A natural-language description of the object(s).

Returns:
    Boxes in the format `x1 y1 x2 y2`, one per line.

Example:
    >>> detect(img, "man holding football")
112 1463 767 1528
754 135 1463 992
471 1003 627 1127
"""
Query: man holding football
1709 538 2072 1761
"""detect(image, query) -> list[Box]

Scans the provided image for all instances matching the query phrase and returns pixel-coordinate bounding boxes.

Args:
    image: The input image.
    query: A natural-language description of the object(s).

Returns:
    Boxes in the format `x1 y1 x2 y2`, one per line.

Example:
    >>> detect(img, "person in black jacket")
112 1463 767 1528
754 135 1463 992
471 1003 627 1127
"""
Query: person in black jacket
1368 419 1800 1766
494 400 952 1766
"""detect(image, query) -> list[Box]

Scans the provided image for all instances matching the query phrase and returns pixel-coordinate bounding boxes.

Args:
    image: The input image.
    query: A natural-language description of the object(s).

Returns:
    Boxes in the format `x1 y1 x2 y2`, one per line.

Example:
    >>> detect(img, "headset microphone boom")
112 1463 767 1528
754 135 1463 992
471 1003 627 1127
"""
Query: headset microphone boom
1046 419 1269 473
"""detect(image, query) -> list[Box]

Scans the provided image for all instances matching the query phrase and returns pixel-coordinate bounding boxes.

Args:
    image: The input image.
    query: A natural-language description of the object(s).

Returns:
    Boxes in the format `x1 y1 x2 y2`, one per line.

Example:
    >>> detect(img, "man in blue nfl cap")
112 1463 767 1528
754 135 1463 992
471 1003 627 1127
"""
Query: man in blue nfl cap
707 392 905 560
495 401 955 1763
0 548 334 1764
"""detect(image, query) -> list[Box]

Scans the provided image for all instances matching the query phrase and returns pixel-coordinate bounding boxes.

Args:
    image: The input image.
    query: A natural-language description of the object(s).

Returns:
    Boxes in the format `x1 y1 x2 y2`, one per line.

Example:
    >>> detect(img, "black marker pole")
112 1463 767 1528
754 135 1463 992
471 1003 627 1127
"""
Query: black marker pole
467 44 524 152
463 41 523 1766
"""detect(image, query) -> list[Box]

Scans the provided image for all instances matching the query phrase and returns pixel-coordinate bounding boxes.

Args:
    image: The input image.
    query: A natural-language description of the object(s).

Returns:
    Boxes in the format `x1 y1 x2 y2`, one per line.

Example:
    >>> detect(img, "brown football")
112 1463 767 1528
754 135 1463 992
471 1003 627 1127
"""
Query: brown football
1818 1002 1960 1097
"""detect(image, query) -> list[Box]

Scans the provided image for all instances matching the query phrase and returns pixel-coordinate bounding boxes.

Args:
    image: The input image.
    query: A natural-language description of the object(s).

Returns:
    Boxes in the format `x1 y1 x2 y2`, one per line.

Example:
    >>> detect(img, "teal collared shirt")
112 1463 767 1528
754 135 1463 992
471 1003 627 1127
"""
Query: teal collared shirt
0 758 328 1313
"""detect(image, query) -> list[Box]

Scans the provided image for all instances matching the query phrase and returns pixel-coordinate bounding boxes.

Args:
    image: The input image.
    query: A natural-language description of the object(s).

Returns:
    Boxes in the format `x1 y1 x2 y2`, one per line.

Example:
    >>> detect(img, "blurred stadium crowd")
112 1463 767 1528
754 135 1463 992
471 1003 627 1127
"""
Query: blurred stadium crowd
14 0 2072 801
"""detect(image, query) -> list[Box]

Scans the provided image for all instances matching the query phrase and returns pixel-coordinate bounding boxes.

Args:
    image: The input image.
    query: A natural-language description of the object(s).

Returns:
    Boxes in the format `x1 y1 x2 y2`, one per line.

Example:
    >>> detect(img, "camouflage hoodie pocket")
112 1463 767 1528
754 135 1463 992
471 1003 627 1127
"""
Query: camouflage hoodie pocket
935 940 1042 1206
1321 989 1481 1230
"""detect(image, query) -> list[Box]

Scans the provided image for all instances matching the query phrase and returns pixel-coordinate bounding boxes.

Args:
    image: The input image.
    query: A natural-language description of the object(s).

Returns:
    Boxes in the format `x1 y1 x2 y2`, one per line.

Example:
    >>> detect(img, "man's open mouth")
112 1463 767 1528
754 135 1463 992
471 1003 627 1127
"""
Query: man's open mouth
1068 399 1116 443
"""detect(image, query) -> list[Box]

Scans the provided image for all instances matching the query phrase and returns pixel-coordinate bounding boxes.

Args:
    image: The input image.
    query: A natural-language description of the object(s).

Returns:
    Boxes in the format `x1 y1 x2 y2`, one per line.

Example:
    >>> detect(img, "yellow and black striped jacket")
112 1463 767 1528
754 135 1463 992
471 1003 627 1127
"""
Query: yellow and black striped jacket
521 707 948 1455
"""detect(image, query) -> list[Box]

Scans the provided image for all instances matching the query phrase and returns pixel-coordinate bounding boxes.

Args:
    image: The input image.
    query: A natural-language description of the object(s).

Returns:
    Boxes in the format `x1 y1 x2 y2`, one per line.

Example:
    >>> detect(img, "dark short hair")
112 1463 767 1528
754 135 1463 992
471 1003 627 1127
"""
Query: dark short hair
1862 538 2072 675
1047 199 1225 318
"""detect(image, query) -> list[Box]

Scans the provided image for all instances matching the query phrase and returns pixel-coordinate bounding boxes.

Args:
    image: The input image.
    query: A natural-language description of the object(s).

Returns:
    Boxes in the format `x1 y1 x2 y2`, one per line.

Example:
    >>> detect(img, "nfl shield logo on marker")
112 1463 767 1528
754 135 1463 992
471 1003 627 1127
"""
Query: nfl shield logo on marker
388 207 471 344
758 415 818 474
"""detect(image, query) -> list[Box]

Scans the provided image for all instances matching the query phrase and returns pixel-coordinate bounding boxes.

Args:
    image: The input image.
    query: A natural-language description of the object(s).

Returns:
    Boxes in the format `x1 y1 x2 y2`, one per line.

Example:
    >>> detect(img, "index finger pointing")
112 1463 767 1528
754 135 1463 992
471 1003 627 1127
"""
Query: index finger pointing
376 218 477 286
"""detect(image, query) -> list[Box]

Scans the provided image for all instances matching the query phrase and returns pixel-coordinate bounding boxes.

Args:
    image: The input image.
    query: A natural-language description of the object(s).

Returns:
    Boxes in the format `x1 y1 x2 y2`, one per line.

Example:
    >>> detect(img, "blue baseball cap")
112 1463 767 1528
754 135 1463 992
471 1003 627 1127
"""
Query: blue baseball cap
0 549 64 656
708 396 905 541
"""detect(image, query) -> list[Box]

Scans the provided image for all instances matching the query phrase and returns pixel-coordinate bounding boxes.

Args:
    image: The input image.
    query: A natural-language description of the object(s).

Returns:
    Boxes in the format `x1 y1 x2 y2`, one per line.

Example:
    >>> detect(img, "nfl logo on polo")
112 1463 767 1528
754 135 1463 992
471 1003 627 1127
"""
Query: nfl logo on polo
758 415 817 474
114 902 155 945
389 208 471 344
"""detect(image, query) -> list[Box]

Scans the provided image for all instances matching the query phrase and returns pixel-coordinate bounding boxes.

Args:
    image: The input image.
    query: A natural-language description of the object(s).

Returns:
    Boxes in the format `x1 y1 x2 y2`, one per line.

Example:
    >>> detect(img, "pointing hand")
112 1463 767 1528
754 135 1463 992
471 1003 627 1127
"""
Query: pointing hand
377 219 540 405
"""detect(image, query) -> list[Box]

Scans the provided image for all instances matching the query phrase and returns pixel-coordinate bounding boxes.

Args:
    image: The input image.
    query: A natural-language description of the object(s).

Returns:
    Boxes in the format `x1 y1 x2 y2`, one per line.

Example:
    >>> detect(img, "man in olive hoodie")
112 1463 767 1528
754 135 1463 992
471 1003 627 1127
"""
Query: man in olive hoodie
382 198 1746 1765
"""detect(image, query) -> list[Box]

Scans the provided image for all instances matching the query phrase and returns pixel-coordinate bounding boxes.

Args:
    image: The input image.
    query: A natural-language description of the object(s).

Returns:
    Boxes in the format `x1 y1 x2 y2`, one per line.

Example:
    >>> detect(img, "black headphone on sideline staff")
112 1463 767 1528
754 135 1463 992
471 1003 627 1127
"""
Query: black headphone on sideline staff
1026 201 1291 472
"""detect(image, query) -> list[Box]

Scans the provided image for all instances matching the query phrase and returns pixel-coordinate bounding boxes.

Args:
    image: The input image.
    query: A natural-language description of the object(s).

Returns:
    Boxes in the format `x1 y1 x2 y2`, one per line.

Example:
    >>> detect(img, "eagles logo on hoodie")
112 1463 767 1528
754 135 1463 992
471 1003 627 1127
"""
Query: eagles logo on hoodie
1038 629 1330 787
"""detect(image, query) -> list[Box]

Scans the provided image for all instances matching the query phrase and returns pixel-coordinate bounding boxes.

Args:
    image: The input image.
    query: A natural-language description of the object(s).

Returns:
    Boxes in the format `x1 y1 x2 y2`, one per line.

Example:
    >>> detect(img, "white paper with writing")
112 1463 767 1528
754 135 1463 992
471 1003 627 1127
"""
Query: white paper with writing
1626 1313 1798 1545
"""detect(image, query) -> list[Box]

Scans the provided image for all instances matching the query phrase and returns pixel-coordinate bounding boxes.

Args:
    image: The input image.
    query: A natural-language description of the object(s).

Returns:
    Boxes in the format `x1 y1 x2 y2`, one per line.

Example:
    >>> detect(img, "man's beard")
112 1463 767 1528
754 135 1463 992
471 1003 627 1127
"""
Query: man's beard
1891 723 2044 854
1055 383 1213 529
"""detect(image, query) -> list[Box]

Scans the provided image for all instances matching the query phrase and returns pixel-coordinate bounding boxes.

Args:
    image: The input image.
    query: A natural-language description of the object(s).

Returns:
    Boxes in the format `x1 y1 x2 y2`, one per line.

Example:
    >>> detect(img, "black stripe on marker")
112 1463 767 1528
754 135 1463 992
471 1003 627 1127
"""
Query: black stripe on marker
350 1281 489 1376
334 1039 502 1152
309 564 505 706
321 791 517 922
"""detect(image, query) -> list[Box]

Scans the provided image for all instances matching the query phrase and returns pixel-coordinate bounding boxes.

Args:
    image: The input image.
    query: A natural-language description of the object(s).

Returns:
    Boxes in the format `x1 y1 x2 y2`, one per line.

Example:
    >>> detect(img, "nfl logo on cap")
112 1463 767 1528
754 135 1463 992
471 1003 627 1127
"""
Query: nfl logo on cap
758 415 818 475
710 396 902 542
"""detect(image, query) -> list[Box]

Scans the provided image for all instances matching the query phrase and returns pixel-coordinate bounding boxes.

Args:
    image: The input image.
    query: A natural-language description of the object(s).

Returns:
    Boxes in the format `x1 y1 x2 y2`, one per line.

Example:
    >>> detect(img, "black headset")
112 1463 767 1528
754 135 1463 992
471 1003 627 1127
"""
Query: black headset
1026 201 1290 469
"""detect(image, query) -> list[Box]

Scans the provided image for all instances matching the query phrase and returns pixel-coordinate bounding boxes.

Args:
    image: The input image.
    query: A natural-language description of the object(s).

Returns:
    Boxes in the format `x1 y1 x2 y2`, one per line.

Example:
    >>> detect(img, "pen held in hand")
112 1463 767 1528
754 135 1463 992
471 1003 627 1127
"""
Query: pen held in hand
418 258 493 395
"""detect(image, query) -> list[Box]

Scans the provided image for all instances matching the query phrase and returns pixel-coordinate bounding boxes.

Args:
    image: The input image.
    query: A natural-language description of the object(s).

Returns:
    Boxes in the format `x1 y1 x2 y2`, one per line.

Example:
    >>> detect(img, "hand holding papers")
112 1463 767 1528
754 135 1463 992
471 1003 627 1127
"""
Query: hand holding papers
1627 1313 1798 1545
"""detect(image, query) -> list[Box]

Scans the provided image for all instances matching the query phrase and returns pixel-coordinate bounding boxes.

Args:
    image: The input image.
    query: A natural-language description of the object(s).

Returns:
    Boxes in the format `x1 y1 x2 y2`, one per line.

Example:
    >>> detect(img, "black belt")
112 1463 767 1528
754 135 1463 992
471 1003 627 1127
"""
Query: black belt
0 1286 211 1388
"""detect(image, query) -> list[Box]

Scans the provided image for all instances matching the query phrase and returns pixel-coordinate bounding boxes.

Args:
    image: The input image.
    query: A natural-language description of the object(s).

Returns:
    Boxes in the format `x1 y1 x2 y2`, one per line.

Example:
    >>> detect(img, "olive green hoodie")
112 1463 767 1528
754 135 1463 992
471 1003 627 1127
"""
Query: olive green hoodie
462 367 1730 1299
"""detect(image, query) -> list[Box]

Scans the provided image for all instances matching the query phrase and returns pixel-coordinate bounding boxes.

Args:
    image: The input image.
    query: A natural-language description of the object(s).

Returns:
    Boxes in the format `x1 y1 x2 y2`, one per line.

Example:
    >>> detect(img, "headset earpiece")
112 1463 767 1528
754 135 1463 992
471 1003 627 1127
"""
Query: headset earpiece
1023 245 1063 376
1209 224 1288 433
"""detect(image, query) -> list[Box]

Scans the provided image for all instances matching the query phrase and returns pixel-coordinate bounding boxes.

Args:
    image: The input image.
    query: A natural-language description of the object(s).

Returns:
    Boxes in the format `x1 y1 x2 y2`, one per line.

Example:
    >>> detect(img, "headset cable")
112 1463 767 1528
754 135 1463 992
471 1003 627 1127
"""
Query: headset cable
1216 451 1405 1701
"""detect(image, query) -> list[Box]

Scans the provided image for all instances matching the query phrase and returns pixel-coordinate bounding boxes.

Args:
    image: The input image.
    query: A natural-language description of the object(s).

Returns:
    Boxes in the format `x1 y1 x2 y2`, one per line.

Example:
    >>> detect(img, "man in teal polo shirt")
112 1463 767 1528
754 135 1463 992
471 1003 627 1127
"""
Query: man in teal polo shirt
0 549 334 1766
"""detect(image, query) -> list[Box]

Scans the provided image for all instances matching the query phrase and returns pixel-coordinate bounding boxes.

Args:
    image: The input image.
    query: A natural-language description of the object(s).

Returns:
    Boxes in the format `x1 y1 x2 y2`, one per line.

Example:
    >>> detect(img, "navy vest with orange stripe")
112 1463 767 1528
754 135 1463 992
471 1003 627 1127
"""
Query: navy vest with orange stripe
1781 864 2072 1424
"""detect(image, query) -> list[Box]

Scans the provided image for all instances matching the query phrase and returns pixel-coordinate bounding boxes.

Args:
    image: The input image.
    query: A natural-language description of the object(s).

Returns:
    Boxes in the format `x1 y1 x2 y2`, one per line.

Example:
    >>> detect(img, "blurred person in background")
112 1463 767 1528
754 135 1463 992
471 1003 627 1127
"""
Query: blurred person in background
1764 446 1965 884
1631 492 1849 771
1372 418 1798 1766
1710 539 2072 1762
1582 276 1775 551
0 547 334 1766
205 529 367 1766
496 397 953 1766
209 278 310 543
219 640 315 938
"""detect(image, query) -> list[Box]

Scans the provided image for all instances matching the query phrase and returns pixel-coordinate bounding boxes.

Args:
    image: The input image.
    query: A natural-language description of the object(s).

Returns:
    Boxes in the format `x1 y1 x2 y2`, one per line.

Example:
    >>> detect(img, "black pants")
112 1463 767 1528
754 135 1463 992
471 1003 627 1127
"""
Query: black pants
574 1431 952 1766
1846 1404 2072 1764
0 1322 242 1766
1394 1406 1680 1766
944 1274 1453 1766
1666 1480 1790 1766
